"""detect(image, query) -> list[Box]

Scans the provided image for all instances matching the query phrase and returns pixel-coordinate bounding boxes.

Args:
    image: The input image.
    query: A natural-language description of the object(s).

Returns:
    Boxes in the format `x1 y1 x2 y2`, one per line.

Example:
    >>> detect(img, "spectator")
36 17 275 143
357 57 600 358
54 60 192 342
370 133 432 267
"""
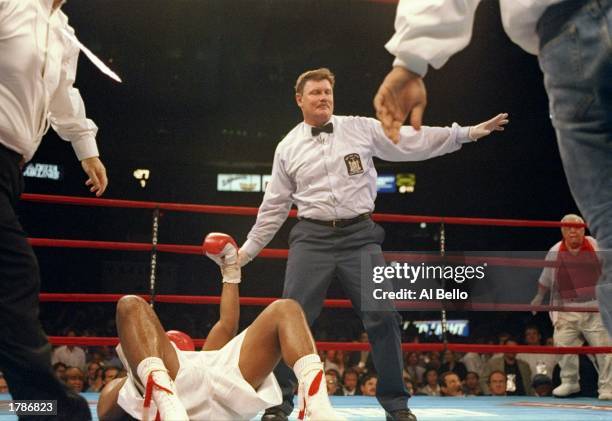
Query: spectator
323 350 346 377
461 334 493 377
89 349 105 365
440 372 464 397
0 372 9 394
341 369 359 396
516 325 559 381
53 362 67 382
100 346 123 369
360 373 378 397
482 339 533 396
487 371 507 397
464 371 483 396
403 378 415 396
86 366 104 393
532 374 554 397
498 332 511 345
325 370 343 396
64 367 85 394
103 366 120 387
404 352 425 386
418 368 441 396
461 351 485 379
51 329 86 370
440 350 467 381
85 362 101 387
349 332 374 374
424 351 441 371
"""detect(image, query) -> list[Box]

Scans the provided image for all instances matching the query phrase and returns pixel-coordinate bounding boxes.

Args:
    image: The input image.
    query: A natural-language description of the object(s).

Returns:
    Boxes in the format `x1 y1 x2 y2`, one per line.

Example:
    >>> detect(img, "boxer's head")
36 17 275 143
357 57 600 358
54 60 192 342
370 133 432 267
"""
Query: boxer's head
166 330 195 351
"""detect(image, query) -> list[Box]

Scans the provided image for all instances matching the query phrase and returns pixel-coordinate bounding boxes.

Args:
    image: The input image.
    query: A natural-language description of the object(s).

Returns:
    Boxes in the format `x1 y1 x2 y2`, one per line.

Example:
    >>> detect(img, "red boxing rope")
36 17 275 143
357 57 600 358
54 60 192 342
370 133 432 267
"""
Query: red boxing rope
46 336 612 354
38 293 599 312
31 238 593 272
21 193 586 229
29 238 289 258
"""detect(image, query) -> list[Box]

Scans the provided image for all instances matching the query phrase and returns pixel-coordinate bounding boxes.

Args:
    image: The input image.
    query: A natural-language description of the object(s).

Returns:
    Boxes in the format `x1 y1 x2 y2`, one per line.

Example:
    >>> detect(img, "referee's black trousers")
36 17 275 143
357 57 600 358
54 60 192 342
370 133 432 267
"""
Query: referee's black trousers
0 145 90 420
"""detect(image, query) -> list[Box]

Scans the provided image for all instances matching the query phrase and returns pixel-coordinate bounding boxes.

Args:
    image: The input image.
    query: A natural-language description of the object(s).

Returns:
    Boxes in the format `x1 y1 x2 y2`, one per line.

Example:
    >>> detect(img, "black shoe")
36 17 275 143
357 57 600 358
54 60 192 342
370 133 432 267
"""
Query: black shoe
386 408 417 421
261 407 289 421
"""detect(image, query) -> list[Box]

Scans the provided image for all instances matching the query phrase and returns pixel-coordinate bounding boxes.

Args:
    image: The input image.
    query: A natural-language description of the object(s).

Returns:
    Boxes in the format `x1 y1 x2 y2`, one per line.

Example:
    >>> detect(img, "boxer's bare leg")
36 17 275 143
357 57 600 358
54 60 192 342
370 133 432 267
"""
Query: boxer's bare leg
116 295 180 379
239 299 317 388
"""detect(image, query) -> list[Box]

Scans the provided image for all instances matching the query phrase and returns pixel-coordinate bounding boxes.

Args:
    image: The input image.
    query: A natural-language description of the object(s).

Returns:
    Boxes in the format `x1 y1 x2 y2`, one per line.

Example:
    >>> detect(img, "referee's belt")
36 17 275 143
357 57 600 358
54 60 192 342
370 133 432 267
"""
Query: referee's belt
300 213 371 228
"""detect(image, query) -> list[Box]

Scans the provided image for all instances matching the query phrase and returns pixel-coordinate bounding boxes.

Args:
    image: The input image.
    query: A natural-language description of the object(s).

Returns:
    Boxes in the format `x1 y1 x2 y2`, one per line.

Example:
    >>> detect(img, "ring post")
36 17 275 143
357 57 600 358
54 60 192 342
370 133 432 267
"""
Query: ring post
439 221 449 346
149 208 160 308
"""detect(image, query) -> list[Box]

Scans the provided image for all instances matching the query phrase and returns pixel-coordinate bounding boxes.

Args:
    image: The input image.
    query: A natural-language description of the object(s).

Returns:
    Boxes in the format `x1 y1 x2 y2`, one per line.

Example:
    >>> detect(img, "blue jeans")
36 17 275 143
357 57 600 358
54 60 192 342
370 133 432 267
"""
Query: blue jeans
537 0 612 334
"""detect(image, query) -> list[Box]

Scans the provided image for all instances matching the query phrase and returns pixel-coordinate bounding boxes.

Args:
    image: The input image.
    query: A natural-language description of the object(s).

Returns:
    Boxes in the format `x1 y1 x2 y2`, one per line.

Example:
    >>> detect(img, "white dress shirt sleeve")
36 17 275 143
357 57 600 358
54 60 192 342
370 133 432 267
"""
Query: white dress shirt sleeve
385 0 482 76
363 117 471 162
242 146 295 259
0 2 8 22
48 23 99 161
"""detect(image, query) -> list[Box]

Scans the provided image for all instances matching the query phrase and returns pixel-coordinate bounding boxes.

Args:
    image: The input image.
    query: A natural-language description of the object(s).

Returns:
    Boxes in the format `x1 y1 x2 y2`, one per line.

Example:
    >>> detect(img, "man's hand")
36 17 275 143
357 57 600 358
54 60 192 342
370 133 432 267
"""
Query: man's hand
81 157 108 197
530 293 544 316
468 113 510 141
374 66 427 143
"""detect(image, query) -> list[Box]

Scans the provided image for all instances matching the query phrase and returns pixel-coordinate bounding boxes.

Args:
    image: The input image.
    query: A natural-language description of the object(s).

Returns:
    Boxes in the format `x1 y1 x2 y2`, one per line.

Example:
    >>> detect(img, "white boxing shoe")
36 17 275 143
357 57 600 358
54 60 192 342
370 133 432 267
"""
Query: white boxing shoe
297 369 346 421
598 392 612 400
552 382 580 397
143 370 189 421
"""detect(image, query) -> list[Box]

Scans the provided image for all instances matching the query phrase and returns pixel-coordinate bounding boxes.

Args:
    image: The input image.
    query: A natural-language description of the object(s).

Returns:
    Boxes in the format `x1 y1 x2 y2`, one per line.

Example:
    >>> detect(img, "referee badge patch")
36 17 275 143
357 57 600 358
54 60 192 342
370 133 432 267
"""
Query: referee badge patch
344 153 364 176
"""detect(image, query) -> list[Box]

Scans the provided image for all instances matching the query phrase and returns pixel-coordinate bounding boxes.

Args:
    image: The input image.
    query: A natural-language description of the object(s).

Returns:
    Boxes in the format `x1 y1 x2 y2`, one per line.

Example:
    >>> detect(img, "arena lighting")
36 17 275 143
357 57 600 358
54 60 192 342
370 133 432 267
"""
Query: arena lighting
23 162 62 180
406 319 470 337
217 173 261 192
397 173 415 193
133 168 150 188
225 174 406 193
377 174 396 193
262 174 271 191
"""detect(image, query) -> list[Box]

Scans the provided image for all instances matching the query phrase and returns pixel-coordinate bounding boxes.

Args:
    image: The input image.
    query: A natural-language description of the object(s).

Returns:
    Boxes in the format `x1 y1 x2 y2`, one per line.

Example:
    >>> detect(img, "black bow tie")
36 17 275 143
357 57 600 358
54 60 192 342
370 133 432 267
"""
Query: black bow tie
311 123 333 137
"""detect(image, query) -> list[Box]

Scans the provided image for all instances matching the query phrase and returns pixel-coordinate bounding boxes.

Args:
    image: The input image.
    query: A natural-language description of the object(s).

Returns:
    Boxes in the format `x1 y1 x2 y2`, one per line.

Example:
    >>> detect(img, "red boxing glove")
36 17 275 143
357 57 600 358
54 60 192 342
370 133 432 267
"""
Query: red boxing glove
203 232 240 283
203 232 238 264
166 330 195 351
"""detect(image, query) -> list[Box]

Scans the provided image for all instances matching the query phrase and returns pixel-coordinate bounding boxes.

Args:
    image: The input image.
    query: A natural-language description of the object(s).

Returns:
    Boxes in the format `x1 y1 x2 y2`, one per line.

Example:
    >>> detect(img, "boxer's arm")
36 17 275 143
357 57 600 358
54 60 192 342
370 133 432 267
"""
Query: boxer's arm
202 233 241 351
203 283 239 351
97 377 130 421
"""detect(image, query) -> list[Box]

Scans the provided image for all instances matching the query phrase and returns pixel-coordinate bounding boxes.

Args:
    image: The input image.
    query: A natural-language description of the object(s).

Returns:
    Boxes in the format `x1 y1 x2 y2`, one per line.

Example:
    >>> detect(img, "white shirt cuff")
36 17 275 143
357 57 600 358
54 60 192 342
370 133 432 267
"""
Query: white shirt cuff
71 136 99 161
457 126 472 144
393 54 428 78
241 238 263 260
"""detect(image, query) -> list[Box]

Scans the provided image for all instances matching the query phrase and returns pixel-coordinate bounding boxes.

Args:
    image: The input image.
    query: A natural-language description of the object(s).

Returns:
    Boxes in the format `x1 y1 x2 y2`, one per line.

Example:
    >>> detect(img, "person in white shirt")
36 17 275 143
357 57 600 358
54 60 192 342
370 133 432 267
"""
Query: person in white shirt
515 325 559 383
531 214 612 400
0 1 107 416
51 330 87 371
239 67 508 421
374 0 612 340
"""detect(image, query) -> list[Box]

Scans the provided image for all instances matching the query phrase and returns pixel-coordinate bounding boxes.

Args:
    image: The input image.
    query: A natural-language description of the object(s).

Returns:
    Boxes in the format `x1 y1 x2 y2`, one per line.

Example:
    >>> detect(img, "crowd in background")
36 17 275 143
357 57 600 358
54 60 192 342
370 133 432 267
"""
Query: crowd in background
1 314 600 400
319 324 601 398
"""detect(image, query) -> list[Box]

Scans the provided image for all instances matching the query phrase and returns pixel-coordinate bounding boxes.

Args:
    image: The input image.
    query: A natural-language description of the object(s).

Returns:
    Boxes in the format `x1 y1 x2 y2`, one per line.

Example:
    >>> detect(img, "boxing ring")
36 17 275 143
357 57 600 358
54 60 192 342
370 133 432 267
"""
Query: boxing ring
1 193 612 420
